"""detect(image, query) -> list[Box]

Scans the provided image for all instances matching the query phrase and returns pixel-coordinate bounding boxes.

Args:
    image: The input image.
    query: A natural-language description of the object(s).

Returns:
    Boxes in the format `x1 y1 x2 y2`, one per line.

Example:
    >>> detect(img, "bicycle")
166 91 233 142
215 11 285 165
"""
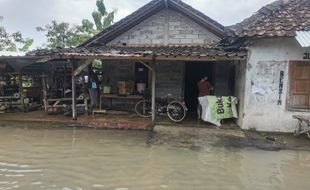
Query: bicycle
135 94 187 122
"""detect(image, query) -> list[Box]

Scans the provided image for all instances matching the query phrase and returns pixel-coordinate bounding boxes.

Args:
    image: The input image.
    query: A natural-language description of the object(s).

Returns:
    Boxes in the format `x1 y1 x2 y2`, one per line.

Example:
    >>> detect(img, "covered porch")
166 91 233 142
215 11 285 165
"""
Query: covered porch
29 45 246 129
1 45 246 130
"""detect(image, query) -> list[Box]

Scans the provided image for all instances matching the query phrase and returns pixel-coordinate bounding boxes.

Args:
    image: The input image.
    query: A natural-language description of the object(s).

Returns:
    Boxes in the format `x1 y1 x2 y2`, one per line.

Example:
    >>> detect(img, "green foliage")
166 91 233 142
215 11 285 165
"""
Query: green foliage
92 11 103 31
0 17 33 52
36 20 95 48
20 38 34 52
38 0 116 48
92 0 116 31
96 0 106 16
36 21 73 48
103 11 115 29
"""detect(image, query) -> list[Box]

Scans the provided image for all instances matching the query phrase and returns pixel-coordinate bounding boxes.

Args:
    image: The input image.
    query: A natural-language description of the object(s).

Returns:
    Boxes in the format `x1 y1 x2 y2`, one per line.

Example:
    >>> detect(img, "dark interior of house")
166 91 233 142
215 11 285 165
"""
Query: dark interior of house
184 61 214 114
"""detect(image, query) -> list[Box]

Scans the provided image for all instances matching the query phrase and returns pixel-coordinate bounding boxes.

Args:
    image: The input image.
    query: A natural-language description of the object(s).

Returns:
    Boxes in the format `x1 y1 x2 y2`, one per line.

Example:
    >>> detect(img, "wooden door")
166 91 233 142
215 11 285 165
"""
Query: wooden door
289 62 310 110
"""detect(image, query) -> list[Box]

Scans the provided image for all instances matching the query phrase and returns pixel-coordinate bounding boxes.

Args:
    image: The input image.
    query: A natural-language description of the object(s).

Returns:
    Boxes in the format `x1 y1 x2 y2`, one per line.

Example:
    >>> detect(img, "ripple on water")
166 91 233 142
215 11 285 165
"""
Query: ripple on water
92 184 105 188
31 181 43 185
0 128 309 190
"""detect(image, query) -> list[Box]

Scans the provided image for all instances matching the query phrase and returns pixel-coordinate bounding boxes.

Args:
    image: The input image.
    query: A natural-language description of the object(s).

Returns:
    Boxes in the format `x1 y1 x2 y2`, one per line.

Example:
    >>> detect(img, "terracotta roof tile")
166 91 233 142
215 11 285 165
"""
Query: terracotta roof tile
229 0 310 38
27 45 246 59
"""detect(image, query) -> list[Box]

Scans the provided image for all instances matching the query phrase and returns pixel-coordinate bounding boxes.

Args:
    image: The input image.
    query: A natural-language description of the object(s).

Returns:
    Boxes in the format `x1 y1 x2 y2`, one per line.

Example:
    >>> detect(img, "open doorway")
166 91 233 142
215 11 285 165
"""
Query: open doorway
135 62 149 90
184 62 214 116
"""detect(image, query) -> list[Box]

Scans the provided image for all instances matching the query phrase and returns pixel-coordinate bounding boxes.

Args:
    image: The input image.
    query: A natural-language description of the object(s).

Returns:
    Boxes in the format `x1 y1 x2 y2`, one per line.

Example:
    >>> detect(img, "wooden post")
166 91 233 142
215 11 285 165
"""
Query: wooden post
82 74 88 114
42 75 48 111
63 63 67 98
18 74 25 112
151 60 156 126
72 61 77 120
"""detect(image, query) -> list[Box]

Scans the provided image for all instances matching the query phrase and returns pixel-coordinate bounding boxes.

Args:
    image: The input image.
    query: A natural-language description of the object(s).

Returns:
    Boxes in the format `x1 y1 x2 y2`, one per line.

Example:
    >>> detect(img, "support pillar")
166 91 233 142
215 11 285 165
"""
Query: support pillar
72 61 77 120
42 75 48 111
151 61 156 127
18 74 25 112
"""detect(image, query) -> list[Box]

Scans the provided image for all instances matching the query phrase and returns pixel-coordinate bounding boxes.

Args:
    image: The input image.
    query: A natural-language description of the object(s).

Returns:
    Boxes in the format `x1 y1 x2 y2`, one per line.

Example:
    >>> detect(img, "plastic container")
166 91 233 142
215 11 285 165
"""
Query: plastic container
103 85 112 94
137 83 146 94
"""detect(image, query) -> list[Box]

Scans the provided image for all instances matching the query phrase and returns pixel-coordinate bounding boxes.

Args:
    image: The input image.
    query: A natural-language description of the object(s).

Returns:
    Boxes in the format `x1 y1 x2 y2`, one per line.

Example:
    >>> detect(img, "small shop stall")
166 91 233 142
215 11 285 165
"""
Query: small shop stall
39 61 89 115
0 56 48 113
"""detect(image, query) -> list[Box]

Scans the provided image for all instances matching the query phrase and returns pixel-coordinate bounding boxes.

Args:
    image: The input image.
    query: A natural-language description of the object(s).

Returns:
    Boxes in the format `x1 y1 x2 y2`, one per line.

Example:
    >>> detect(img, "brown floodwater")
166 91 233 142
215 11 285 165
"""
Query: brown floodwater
0 127 309 190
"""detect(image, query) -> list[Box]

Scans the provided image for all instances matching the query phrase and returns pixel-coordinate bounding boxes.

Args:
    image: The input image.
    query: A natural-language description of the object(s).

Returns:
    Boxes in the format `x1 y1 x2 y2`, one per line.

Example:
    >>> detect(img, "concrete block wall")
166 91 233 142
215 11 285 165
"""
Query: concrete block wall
108 9 221 46
155 61 184 98
102 60 184 98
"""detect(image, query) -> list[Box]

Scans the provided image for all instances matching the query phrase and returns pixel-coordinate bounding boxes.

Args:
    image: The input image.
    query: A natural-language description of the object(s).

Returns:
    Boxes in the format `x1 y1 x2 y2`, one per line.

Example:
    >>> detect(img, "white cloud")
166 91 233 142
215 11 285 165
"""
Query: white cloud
0 0 275 48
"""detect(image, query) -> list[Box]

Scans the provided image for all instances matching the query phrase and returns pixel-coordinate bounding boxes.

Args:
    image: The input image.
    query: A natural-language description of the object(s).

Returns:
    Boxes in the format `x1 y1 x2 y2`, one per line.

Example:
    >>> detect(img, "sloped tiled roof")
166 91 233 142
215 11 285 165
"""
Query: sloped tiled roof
27 45 245 60
229 0 310 38
81 0 225 47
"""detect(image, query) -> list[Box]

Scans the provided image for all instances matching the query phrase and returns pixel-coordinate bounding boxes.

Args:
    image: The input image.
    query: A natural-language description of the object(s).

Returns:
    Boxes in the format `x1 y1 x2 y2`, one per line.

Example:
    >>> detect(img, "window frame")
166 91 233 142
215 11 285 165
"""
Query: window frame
287 61 310 112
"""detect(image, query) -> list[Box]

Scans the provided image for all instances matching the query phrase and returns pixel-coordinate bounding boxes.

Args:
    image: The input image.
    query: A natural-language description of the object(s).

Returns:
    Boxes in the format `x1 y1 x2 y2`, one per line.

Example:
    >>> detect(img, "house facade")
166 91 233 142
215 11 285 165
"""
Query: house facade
229 0 310 132
31 0 246 126
26 0 310 132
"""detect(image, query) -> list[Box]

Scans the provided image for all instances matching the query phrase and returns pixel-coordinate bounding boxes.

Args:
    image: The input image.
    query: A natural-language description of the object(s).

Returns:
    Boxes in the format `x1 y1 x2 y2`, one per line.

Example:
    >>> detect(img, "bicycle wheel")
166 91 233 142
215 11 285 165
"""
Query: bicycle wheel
135 100 152 118
167 101 187 122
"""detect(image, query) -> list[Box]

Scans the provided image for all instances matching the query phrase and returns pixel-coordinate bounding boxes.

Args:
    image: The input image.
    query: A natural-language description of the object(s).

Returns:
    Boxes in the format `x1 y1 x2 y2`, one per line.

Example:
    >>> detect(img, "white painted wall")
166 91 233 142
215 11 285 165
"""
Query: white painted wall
243 37 310 132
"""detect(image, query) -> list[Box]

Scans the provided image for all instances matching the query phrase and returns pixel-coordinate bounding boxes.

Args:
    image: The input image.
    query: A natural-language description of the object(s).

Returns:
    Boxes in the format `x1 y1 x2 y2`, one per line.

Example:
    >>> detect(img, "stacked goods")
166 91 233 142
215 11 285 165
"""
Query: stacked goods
117 81 134 96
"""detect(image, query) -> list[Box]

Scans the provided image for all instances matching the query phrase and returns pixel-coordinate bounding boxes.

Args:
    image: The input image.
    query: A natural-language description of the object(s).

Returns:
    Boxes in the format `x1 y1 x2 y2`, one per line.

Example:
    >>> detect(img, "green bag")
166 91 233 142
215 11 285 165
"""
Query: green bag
207 96 236 120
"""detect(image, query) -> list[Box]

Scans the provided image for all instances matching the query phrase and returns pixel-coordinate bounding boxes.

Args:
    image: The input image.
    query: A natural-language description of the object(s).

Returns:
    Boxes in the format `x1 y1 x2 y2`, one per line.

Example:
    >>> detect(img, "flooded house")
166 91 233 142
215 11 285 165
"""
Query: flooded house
228 0 310 132
1 0 309 133
24 0 246 128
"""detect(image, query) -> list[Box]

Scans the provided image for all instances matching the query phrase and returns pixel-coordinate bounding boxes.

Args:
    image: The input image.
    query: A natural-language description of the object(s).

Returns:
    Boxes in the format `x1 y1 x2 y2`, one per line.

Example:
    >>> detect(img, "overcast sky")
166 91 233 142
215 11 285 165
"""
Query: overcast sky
0 0 275 48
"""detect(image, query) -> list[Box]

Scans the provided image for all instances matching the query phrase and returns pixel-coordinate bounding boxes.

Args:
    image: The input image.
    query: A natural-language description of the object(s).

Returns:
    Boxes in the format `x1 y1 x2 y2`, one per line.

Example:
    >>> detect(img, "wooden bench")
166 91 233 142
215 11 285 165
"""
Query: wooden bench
293 115 310 139
99 94 144 109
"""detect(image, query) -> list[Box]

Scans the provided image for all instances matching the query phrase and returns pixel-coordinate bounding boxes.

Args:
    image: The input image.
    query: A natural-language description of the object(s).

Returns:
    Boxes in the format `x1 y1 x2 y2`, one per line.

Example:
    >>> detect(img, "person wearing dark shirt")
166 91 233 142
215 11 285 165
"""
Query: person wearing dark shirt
197 76 214 119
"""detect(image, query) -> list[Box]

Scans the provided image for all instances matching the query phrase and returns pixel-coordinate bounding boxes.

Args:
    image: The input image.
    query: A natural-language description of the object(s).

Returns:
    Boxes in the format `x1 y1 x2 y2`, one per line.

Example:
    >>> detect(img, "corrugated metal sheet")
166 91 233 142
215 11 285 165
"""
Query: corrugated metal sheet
295 31 310 47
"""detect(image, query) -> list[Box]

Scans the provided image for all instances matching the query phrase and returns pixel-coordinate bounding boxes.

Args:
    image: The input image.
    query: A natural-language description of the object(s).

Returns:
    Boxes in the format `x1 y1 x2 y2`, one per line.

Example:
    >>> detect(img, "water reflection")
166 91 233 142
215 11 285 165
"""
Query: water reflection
0 127 309 190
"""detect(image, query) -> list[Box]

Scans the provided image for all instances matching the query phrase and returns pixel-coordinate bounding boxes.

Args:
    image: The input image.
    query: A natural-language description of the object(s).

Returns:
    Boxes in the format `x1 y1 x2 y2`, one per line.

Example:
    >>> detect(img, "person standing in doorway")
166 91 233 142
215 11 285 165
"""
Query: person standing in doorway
197 76 213 119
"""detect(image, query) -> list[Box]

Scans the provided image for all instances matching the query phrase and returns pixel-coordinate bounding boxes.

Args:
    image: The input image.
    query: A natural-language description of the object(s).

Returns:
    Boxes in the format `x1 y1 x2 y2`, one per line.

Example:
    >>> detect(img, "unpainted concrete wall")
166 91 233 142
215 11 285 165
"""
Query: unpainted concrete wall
156 61 184 98
101 60 184 98
243 38 310 132
107 9 221 46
